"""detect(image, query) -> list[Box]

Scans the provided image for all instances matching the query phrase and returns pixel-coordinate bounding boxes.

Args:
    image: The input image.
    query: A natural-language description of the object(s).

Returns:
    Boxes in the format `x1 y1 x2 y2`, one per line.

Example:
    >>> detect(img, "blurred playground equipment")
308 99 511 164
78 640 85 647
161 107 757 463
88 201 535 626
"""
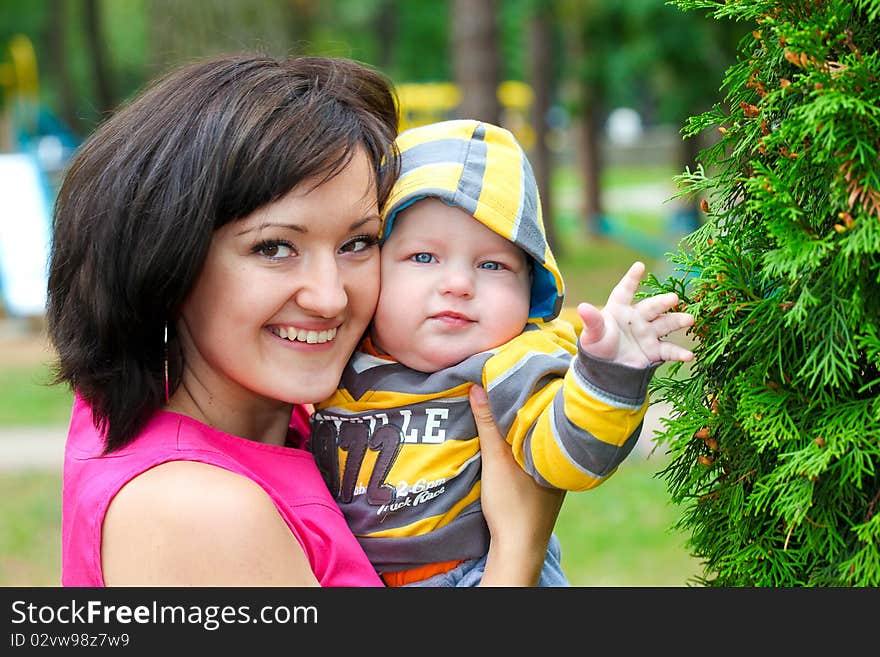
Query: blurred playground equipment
395 79 536 149
0 35 79 320
0 34 39 146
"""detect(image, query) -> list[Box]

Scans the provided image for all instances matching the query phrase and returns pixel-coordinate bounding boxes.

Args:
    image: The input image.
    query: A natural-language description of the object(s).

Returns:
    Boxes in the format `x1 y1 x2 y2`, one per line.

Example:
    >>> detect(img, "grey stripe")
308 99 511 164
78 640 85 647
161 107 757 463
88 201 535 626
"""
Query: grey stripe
359 504 488 571
342 352 489 398
510 142 526 241
571 355 646 409
549 392 642 478
399 138 471 173
486 351 570 434
453 122 486 216
519 424 554 487
574 344 658 403
486 347 570 393
511 148 546 262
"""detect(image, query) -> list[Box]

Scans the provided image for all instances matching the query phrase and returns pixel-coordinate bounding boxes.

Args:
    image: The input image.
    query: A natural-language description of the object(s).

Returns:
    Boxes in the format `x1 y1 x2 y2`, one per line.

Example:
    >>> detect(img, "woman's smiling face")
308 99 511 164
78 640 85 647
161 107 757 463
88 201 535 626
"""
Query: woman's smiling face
176 147 381 408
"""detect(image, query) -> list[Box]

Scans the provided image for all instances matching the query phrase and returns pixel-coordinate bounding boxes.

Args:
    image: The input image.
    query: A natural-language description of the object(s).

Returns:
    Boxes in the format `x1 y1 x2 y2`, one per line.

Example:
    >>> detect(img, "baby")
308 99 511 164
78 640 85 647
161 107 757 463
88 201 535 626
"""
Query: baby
311 119 694 586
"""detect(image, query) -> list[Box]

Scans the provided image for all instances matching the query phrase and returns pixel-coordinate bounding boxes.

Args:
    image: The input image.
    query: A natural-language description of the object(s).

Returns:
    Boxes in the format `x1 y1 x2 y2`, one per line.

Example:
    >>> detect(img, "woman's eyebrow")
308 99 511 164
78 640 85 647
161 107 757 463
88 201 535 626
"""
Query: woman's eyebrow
235 215 380 237
235 221 306 236
352 214 381 230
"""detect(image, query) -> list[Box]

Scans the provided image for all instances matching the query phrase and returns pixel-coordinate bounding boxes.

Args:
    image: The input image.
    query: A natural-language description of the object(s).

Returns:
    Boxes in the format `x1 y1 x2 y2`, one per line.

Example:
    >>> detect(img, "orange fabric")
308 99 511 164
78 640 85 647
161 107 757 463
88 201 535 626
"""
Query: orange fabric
360 335 396 360
380 559 466 587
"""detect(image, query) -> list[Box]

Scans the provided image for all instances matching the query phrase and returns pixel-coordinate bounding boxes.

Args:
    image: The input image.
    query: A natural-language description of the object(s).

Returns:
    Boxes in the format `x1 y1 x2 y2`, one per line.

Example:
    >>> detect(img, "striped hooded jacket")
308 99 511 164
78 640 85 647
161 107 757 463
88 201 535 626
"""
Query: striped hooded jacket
311 120 658 574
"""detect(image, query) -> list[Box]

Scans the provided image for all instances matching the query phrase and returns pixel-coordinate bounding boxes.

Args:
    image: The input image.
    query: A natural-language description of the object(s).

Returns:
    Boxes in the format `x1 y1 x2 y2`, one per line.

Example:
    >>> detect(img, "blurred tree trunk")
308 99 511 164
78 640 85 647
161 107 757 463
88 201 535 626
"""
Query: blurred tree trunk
147 1 294 74
451 0 501 124
374 0 396 70
45 0 82 135
528 3 558 253
83 0 116 116
577 96 602 238
286 0 319 55
567 9 603 240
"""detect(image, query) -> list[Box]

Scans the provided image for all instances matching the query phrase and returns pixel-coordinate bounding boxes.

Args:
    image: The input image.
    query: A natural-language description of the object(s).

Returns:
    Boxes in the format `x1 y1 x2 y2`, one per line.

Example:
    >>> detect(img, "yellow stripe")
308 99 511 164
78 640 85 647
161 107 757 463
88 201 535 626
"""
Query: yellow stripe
481 319 577 386
318 388 355 408
562 367 647 445
474 126 523 240
327 382 471 412
507 378 561 466
382 437 479 484
529 402 607 491
382 162 464 219
396 119 476 152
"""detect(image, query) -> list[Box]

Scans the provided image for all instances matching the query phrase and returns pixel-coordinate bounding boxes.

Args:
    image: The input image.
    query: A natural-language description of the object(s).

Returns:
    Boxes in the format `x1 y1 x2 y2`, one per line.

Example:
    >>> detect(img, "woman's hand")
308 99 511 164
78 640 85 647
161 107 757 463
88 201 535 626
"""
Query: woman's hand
469 384 566 586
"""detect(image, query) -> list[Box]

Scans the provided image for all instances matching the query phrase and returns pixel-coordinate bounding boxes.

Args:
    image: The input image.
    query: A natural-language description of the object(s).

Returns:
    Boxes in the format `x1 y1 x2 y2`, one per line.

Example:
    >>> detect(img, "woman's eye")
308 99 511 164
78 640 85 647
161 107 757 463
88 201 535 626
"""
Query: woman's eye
411 252 436 264
340 235 379 254
479 261 505 271
254 240 295 259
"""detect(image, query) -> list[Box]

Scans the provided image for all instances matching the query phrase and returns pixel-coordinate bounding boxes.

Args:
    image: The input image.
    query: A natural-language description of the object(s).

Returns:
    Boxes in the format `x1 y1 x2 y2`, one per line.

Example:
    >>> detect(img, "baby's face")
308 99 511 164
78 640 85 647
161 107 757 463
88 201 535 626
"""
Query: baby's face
371 197 531 372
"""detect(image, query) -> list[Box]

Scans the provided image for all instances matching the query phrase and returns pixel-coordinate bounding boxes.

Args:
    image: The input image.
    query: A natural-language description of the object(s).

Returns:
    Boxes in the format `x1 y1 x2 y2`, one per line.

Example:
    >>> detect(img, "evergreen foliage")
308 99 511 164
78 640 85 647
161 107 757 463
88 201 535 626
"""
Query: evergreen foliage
647 0 880 586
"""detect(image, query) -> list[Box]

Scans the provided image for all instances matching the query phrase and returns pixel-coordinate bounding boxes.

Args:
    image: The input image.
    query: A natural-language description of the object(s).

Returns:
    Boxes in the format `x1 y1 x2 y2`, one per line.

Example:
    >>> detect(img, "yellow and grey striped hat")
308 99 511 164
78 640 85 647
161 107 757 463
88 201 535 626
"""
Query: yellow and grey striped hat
381 119 564 322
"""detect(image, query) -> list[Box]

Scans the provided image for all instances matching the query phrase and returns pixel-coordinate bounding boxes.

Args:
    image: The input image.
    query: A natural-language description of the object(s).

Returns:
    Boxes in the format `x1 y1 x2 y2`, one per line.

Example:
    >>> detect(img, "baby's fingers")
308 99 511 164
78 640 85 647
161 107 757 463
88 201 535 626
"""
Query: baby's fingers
651 312 694 337
577 302 606 346
657 341 695 363
606 261 646 307
636 292 682 320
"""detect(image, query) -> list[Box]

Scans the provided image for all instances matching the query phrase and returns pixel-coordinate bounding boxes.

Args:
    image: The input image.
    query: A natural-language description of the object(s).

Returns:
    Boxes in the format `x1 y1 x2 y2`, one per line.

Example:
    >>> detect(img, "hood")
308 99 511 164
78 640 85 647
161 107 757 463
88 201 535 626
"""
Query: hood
381 119 564 322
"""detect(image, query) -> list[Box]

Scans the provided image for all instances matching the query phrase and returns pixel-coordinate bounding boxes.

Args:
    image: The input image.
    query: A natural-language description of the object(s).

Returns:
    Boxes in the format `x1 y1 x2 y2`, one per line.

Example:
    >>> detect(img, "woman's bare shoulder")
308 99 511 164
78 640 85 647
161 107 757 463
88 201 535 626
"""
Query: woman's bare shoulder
102 460 319 586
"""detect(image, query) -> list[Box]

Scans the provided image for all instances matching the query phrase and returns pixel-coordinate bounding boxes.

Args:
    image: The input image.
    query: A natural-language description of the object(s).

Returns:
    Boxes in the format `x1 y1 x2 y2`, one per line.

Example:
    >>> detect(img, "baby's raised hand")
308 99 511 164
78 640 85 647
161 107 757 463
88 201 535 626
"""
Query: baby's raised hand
576 261 694 368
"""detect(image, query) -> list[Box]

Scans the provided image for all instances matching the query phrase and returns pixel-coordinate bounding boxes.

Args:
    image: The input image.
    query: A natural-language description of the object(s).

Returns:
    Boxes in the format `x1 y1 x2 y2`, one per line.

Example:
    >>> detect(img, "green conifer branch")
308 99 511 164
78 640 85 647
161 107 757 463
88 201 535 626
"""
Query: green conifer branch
649 0 880 585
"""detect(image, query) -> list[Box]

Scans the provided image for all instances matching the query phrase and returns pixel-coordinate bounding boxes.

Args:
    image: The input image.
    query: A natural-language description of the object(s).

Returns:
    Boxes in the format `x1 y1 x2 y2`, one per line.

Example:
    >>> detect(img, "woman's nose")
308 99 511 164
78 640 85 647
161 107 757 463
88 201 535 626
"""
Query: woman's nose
296 256 348 317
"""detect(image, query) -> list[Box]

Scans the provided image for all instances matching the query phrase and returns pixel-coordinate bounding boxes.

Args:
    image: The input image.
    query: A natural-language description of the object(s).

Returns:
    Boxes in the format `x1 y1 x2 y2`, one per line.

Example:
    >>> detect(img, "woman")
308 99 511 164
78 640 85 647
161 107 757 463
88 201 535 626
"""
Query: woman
48 54 563 586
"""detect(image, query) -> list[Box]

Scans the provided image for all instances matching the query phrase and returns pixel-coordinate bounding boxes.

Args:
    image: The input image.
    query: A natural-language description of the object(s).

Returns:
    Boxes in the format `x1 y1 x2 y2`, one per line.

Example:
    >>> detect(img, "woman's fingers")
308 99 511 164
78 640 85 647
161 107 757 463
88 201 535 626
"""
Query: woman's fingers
470 384 506 460
469 385 565 586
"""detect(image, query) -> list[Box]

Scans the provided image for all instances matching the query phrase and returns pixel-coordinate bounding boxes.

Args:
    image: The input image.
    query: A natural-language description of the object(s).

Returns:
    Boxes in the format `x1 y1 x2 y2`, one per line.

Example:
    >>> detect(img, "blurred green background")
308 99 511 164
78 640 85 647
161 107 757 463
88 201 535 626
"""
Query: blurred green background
0 0 742 586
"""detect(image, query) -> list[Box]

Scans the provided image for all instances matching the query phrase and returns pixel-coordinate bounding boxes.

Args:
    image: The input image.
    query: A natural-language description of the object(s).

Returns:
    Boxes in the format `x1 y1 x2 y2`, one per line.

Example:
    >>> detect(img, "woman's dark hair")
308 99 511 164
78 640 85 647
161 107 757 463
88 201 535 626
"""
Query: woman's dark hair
46 54 400 453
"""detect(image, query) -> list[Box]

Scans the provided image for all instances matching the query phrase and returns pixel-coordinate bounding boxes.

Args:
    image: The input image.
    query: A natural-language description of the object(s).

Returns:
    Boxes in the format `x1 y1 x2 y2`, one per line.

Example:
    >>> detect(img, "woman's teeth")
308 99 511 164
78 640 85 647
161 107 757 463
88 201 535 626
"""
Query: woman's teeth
275 327 337 344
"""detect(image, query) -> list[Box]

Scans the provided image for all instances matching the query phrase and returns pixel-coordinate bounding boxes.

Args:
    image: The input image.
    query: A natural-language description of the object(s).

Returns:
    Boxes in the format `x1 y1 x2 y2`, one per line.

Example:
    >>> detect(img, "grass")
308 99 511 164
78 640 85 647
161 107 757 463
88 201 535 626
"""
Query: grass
0 162 704 587
0 470 62 586
558 239 668 305
555 456 701 587
0 365 73 426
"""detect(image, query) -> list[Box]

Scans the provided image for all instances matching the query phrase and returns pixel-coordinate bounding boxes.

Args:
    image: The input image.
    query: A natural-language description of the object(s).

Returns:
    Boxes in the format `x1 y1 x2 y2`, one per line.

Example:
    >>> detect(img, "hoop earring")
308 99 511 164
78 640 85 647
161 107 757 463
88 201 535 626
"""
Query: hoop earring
164 322 170 403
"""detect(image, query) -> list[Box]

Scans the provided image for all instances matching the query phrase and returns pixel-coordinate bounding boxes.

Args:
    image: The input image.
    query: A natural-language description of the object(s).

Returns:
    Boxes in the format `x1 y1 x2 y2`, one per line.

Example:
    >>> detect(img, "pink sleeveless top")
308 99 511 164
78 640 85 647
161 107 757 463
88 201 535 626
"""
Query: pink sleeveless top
61 394 382 587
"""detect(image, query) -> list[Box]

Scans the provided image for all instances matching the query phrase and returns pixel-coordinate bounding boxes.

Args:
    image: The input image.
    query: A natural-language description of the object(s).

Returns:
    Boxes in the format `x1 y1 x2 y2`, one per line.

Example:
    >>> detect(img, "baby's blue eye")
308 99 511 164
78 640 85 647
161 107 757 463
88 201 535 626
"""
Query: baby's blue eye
411 252 436 264
479 261 504 271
